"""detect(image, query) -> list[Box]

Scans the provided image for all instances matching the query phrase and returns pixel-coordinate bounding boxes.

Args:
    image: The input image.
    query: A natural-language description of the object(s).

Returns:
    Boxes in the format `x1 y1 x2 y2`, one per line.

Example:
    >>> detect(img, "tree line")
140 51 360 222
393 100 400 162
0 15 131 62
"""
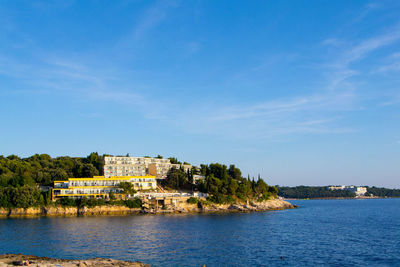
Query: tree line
365 187 400 197
277 186 400 199
277 186 356 198
0 153 104 187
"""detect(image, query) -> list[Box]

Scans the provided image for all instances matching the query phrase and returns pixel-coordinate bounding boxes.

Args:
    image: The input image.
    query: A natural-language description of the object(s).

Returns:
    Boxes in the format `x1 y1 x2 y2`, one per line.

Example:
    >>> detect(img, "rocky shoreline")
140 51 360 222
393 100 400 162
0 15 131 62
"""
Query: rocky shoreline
0 205 142 217
0 254 149 267
151 199 297 214
0 199 296 217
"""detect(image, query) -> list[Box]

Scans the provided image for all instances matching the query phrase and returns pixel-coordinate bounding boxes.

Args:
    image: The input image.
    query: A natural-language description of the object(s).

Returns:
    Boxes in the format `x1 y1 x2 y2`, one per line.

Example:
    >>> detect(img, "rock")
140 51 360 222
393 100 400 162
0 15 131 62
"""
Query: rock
0 254 150 267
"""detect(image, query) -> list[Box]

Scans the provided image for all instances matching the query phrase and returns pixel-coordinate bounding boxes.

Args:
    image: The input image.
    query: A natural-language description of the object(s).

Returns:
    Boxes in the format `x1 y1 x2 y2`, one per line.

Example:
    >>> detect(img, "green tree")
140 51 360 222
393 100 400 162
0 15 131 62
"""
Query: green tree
118 182 136 194
228 179 239 195
228 165 242 180
85 152 104 175
164 168 188 189
124 198 142 208
168 157 181 164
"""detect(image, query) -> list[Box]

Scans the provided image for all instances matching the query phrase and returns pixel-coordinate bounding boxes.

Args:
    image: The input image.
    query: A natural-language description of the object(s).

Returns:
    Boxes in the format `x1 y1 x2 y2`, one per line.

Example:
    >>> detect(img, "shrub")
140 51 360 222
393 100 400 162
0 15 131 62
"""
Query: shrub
124 198 142 208
207 193 234 204
187 197 198 204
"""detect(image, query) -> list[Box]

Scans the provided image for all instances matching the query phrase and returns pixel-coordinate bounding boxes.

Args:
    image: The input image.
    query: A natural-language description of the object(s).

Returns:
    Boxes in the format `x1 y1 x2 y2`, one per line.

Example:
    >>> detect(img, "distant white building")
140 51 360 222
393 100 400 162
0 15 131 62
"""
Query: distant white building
104 156 192 179
328 185 346 190
328 185 367 196
193 174 206 183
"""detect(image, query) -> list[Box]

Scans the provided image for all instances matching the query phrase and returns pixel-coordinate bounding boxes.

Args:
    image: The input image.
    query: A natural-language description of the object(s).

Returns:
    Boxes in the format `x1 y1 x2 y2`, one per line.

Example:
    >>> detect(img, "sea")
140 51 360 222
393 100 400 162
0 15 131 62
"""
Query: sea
1 199 399 266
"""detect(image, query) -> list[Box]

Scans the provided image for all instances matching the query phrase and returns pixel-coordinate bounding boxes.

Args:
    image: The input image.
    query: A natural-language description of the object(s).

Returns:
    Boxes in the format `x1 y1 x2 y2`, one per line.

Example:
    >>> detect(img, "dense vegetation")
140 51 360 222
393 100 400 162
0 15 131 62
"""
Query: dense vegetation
0 185 51 208
366 187 400 197
0 153 104 208
277 186 400 199
0 153 104 187
277 186 356 199
163 163 278 204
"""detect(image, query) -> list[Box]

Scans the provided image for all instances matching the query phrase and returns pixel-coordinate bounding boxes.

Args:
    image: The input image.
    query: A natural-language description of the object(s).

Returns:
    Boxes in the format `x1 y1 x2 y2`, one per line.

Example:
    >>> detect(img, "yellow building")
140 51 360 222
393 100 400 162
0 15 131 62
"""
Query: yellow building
52 175 157 200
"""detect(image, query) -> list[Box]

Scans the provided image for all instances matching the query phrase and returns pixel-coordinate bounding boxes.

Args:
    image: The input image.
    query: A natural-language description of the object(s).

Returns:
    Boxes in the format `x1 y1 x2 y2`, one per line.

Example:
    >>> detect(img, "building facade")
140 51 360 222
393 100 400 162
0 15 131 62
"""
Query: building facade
52 175 157 200
104 156 192 179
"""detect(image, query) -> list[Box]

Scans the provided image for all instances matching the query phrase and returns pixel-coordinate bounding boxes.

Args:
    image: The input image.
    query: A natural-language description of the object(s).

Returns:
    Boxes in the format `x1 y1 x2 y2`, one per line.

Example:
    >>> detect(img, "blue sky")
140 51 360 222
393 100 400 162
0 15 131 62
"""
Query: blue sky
1 1 400 188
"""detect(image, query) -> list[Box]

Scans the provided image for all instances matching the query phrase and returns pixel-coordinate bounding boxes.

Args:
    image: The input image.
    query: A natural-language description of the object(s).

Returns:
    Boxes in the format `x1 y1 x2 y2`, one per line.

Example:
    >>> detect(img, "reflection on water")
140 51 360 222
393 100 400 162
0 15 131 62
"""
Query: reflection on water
1 199 400 266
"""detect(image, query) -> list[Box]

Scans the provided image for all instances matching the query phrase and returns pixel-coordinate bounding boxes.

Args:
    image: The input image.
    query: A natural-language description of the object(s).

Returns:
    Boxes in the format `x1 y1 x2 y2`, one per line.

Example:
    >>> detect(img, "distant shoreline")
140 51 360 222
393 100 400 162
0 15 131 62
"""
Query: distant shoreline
283 196 399 200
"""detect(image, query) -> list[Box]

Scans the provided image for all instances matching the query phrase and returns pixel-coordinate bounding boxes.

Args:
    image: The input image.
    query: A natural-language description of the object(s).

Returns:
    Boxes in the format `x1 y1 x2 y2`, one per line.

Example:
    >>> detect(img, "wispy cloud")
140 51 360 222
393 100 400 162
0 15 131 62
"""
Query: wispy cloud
157 91 356 140
376 52 400 73
318 24 400 108
352 2 381 23
0 53 150 108
210 94 350 122
322 38 344 47
160 24 400 139
319 18 400 107
4 22 391 140
93 90 145 106
1 2 399 142
380 94 400 107
377 62 400 73
335 25 400 68
117 0 178 45
111 0 179 60
186 41 201 54
133 0 177 41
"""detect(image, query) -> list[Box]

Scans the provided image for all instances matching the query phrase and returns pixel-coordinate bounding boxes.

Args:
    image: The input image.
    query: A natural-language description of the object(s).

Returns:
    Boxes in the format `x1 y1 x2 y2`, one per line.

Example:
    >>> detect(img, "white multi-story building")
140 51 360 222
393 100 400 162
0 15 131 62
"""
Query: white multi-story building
328 185 367 196
104 156 192 179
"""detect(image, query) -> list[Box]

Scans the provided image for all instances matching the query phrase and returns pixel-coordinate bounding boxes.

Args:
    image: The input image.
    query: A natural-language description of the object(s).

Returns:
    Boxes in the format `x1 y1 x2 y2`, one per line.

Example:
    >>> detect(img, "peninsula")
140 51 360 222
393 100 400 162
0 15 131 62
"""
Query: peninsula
0 153 295 217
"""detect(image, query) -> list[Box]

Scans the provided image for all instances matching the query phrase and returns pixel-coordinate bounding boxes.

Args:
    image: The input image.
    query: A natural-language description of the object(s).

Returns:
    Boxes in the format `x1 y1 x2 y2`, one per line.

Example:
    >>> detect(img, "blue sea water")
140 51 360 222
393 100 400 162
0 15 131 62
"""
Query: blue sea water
0 199 400 266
